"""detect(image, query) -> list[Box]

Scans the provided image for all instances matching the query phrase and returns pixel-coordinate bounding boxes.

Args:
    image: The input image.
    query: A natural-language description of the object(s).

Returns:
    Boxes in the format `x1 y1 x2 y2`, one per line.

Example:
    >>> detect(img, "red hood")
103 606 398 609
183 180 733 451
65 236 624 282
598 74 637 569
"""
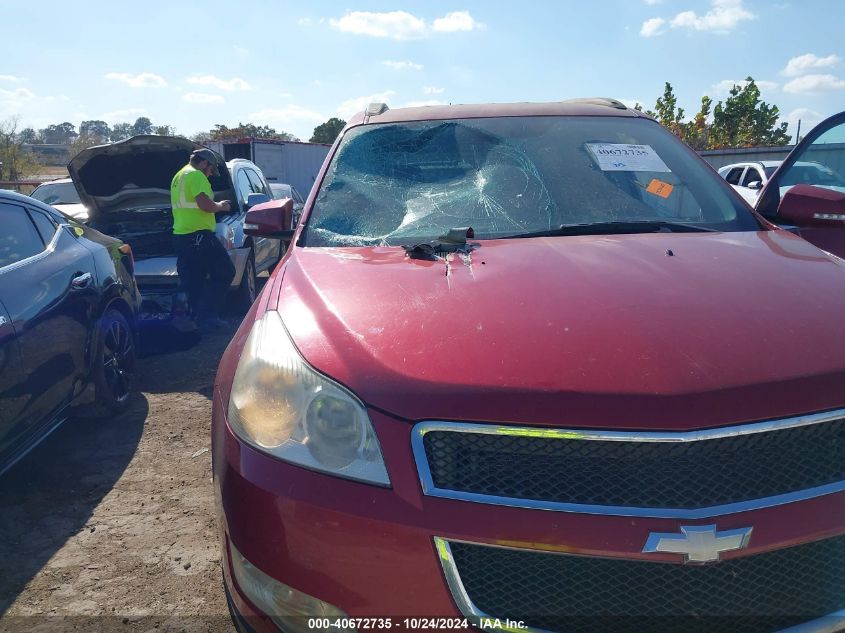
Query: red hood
273 231 845 430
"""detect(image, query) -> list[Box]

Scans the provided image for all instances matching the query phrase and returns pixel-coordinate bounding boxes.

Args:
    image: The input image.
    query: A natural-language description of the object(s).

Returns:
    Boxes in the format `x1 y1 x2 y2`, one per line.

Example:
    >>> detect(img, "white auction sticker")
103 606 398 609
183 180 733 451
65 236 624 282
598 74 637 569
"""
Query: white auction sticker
586 143 671 172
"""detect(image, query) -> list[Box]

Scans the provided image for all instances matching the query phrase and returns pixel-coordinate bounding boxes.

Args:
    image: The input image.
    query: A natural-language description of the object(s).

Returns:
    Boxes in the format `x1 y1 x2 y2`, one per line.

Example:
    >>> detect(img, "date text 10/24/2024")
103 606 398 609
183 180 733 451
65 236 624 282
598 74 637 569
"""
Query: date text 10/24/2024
307 618 528 630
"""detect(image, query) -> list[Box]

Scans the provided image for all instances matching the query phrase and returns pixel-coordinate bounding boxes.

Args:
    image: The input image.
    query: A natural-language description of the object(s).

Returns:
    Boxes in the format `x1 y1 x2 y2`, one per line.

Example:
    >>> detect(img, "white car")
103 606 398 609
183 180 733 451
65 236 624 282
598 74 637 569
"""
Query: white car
717 161 781 205
718 160 845 206
30 178 90 221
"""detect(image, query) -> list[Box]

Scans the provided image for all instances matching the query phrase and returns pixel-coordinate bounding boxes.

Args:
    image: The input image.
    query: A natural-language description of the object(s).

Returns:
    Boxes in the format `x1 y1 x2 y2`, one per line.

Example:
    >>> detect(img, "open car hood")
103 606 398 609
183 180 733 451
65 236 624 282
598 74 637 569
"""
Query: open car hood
67 135 234 217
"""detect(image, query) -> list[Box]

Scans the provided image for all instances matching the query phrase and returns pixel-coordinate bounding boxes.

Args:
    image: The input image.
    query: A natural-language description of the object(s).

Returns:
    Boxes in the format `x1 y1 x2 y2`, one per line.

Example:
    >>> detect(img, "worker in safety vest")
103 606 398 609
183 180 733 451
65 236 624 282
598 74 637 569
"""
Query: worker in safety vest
171 148 234 330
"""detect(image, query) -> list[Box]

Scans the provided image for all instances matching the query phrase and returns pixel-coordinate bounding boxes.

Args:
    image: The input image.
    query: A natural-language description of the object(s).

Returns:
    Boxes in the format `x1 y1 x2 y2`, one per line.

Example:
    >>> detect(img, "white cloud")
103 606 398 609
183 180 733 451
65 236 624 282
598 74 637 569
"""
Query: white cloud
711 79 779 95
330 10 481 39
104 72 167 88
782 53 841 77
383 60 424 71
337 91 396 117
100 108 147 123
424 86 445 94
783 74 845 94
186 75 251 91
298 17 313 26
670 0 755 32
0 75 23 83
644 0 663 4
0 87 35 100
402 100 445 108
640 17 666 37
432 11 482 32
784 107 824 139
182 92 225 104
247 105 325 127
330 11 427 39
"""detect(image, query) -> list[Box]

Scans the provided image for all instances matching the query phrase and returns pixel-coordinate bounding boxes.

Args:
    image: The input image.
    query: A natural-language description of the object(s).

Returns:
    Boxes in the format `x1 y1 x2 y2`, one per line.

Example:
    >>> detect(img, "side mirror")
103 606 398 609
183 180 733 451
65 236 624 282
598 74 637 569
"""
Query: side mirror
244 198 294 239
778 184 845 227
245 192 270 210
747 181 762 190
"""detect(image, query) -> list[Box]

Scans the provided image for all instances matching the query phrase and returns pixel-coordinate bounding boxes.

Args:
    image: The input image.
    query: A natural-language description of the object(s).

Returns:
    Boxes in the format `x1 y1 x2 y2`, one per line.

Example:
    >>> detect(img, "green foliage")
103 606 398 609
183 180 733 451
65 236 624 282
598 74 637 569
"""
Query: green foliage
110 122 134 141
152 125 177 136
709 78 790 148
654 82 685 137
310 117 346 144
645 78 790 149
195 122 299 143
0 118 43 181
132 117 153 136
79 120 111 143
15 127 38 144
39 122 77 144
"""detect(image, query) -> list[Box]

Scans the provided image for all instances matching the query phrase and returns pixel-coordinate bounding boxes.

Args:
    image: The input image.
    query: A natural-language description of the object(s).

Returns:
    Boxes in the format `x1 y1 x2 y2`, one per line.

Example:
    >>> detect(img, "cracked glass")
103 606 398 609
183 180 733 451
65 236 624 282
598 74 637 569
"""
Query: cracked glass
304 116 756 247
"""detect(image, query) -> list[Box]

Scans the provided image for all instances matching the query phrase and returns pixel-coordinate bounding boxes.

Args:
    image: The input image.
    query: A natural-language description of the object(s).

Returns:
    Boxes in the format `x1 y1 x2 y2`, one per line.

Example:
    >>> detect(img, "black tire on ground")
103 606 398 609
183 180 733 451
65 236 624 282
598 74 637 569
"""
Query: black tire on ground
89 308 136 417
234 251 257 313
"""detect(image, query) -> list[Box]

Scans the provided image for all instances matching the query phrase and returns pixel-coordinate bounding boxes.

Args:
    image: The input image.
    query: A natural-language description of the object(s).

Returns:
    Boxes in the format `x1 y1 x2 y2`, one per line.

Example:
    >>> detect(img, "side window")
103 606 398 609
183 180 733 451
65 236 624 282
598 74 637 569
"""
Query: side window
0 203 46 268
245 169 268 196
292 186 305 205
742 168 763 187
236 170 253 204
28 208 59 244
725 168 744 185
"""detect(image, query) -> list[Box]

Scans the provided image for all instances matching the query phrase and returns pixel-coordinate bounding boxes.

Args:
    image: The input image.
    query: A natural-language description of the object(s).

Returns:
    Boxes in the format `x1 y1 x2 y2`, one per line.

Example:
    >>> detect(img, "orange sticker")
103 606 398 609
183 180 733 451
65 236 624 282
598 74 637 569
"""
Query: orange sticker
646 179 674 198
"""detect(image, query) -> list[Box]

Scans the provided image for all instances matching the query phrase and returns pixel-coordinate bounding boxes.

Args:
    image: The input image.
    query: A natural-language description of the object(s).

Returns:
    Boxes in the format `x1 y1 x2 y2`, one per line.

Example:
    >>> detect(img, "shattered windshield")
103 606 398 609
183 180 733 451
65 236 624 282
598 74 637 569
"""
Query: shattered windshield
304 116 757 247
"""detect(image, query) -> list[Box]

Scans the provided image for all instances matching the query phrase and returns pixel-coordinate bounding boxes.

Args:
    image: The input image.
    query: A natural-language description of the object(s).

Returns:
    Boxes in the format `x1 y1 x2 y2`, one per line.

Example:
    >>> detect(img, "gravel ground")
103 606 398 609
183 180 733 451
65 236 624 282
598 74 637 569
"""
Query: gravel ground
0 324 240 633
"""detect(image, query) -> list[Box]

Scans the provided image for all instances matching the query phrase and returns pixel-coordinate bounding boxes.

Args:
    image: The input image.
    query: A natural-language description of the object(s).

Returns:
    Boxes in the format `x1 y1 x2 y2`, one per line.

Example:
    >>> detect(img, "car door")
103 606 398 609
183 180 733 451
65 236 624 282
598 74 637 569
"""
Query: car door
0 201 99 444
756 112 845 258
244 168 280 269
0 296 26 459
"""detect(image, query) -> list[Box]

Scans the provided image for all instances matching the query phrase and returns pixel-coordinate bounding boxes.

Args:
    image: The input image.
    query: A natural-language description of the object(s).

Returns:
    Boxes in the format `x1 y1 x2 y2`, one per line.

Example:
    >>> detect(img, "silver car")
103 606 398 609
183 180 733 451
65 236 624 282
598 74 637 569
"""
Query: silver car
68 135 282 313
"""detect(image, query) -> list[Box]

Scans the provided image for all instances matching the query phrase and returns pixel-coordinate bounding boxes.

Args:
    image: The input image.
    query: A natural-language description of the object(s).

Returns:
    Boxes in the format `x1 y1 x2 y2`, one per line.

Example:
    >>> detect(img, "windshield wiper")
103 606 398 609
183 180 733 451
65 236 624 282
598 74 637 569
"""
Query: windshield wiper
500 221 719 239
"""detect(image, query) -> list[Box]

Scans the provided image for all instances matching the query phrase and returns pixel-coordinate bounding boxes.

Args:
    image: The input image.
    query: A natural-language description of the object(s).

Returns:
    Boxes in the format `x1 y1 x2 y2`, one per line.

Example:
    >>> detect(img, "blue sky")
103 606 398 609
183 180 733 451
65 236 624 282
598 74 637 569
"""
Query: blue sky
1 0 843 143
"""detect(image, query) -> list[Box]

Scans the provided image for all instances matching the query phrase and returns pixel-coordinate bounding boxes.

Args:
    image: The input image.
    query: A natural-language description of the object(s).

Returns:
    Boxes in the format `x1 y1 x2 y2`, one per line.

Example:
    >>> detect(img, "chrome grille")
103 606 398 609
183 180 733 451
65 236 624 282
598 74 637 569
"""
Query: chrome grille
414 411 845 516
439 536 845 633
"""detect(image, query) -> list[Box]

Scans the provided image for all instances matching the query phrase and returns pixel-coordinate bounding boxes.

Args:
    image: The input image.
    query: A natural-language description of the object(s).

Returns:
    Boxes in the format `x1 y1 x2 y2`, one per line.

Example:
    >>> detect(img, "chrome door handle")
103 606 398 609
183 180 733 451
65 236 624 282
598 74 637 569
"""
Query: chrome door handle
71 272 93 289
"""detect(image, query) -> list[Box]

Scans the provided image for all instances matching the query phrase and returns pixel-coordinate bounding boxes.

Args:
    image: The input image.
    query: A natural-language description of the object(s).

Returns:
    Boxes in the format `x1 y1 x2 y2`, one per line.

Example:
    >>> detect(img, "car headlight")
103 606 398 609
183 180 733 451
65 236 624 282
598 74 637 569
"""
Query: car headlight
227 310 390 486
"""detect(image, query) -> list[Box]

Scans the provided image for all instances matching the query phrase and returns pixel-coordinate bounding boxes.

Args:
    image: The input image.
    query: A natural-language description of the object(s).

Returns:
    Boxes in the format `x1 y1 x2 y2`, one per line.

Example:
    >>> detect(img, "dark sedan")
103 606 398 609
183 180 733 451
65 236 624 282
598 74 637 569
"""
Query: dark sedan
0 190 141 476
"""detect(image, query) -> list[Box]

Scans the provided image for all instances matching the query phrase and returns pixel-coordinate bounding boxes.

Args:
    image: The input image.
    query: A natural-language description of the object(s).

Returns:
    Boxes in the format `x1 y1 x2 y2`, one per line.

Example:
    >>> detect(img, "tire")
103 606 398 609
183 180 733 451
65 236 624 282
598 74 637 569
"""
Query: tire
89 308 136 417
234 252 257 313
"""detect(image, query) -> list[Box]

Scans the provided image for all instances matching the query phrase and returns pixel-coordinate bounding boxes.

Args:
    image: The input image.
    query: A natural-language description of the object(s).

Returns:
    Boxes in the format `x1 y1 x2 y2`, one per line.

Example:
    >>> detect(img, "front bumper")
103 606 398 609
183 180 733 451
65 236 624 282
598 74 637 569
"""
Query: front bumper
212 387 845 633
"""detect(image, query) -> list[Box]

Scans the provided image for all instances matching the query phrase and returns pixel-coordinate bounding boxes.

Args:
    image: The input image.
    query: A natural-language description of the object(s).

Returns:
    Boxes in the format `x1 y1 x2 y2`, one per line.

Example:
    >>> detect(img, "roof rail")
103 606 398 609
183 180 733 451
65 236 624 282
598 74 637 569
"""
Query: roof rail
364 102 390 123
562 97 628 110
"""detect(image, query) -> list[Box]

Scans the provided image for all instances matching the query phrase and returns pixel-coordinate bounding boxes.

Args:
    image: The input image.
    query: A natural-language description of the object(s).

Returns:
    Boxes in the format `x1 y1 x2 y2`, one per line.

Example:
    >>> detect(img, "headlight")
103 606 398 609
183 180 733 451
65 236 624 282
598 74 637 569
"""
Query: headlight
227 310 390 486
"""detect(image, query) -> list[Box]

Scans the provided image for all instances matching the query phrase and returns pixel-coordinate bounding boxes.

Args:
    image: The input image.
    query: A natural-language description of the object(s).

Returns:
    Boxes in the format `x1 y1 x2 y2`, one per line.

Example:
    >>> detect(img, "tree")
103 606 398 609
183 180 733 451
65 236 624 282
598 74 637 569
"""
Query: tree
310 118 346 144
39 122 77 144
152 124 177 136
683 96 713 151
132 117 153 136
653 82 685 138
79 120 111 143
195 122 299 142
0 117 43 181
709 78 790 148
15 127 39 144
110 122 134 141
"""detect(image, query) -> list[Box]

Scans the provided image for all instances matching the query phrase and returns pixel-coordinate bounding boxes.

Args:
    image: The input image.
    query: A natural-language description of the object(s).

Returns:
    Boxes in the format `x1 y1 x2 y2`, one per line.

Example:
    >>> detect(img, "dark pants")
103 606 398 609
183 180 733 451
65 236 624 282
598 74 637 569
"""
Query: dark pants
173 230 235 321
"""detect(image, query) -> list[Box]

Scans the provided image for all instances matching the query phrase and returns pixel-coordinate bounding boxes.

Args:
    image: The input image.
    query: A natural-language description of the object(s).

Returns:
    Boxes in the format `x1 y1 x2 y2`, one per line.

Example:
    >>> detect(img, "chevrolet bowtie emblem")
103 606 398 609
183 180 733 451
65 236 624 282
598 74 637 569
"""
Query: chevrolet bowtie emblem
643 525 753 563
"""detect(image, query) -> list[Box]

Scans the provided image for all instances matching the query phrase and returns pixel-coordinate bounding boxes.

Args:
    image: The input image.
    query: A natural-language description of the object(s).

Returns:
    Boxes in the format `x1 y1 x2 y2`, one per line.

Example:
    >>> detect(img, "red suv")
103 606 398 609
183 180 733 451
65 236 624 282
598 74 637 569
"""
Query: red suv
213 99 845 633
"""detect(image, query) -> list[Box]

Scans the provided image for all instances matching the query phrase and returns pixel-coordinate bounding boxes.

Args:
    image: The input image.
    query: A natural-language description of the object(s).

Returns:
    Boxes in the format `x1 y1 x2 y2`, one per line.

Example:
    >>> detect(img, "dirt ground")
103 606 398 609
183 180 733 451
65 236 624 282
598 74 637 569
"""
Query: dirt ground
0 323 241 632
